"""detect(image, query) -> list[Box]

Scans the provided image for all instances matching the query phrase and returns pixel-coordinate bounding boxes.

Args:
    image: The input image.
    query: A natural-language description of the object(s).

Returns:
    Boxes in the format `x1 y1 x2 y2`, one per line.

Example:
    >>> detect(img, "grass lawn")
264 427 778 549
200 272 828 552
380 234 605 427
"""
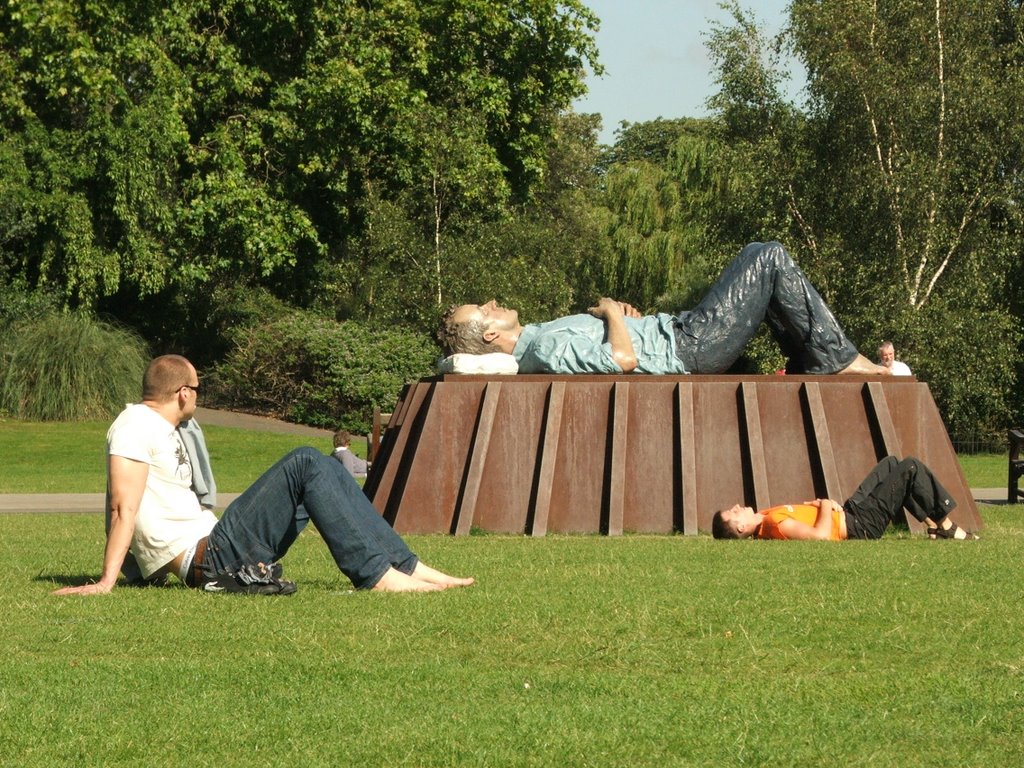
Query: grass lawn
2 508 1022 767
1 417 1007 493
957 452 1008 489
0 418 336 493
2 419 1020 765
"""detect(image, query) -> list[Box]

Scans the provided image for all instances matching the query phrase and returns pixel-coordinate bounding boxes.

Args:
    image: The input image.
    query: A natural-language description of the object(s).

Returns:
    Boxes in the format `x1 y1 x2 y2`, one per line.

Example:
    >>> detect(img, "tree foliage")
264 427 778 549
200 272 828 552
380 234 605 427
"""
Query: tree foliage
704 4 812 262
0 0 600 310
698 0 1023 434
3 0 1021 441
788 0 1024 312
589 119 733 310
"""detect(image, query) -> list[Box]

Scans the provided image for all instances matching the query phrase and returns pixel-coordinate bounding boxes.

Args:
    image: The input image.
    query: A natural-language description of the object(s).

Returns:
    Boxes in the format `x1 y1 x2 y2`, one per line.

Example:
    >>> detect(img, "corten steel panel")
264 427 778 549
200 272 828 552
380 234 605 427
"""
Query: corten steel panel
817 382 886 492
462 382 551 534
879 380 976 530
451 381 504 535
363 381 425 505
740 383 770 508
677 383 699 534
866 382 903 456
384 380 488 534
364 375 981 535
873 381 926 457
690 383 747 532
802 382 843 501
757 382 819 507
546 382 614 533
622 381 681 533
530 381 566 536
606 382 629 536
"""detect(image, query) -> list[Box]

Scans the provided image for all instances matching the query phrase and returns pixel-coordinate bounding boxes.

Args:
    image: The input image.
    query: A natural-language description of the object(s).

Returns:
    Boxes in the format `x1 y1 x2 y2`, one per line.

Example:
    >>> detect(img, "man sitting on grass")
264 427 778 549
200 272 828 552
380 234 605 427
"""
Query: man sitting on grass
53 354 474 596
712 455 978 541
439 241 889 376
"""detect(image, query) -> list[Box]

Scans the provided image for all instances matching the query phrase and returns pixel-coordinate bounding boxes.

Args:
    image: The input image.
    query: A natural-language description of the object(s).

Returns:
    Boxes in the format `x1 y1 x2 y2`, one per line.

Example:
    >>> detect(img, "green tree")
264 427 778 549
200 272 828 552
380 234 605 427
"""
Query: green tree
1 0 600 320
787 0 1022 439
328 108 613 331
209 311 438 432
705 0 1023 433
788 0 1024 313
590 118 735 311
342 196 587 333
597 117 708 168
704 3 812 265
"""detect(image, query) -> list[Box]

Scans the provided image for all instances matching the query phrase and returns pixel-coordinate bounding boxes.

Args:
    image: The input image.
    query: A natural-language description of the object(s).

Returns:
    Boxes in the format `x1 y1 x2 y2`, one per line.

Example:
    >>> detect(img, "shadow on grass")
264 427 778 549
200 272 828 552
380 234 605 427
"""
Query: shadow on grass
35 573 176 588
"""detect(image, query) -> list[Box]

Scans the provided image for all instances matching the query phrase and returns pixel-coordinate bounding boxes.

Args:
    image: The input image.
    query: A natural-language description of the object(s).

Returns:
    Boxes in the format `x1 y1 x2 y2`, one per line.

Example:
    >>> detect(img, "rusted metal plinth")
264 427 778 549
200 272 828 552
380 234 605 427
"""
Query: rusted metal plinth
364 375 981 536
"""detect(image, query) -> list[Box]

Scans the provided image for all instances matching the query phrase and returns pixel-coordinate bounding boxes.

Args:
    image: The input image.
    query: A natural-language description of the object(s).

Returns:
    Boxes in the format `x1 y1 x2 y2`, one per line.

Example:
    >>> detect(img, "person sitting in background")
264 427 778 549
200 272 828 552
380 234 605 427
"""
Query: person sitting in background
53 354 474 596
439 241 888 376
331 428 368 478
877 341 912 376
712 455 977 541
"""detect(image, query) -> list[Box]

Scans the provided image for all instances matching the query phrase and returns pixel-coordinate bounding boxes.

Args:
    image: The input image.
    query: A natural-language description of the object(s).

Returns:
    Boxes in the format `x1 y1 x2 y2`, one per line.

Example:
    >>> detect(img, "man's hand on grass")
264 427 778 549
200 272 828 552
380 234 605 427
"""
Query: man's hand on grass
53 581 114 596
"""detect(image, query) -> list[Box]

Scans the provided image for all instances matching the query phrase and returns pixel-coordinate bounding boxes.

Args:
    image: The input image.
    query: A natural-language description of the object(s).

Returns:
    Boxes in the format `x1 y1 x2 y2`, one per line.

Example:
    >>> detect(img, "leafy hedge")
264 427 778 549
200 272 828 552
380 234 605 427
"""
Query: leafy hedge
209 312 438 433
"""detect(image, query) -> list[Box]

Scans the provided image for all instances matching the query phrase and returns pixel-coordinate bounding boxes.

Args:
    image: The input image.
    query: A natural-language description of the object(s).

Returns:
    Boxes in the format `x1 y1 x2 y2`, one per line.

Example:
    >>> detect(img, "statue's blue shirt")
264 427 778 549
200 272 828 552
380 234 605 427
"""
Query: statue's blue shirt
512 314 687 375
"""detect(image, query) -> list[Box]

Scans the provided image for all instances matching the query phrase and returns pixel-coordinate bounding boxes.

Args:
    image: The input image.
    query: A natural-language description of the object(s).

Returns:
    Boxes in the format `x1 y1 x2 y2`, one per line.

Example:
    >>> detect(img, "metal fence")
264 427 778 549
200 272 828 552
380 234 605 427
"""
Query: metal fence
951 432 1008 455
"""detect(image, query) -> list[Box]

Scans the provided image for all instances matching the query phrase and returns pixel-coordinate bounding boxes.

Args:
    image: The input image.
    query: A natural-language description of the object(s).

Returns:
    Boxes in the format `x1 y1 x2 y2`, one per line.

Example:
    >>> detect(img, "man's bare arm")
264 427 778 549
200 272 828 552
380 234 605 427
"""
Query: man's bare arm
589 298 639 373
53 456 147 595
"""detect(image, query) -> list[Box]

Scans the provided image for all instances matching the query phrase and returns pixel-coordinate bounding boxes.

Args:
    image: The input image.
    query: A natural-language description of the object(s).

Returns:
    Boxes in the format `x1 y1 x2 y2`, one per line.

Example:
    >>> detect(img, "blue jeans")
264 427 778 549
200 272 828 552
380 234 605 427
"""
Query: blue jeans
205 447 418 589
674 242 860 374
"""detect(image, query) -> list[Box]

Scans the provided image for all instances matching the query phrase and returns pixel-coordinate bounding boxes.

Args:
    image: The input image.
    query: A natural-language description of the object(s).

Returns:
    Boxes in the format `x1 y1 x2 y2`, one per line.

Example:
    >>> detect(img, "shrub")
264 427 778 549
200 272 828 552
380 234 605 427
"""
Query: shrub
0 312 149 420
94 281 293 370
209 312 437 432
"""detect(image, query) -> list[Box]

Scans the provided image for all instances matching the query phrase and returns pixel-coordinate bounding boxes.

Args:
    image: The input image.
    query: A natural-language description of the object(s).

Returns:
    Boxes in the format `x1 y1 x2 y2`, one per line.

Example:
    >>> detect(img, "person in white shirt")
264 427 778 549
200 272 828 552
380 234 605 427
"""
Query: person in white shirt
878 341 912 376
53 354 473 595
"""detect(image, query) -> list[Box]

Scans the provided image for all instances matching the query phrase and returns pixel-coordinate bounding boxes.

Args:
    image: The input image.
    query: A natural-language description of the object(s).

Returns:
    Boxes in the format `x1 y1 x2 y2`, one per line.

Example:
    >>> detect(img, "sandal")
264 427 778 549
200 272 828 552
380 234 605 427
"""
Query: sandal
927 523 979 540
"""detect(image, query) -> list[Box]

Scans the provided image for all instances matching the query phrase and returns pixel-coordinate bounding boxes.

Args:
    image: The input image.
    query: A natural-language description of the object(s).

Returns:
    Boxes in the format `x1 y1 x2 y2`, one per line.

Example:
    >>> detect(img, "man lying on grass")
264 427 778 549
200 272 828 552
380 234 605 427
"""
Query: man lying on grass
53 354 474 596
712 455 978 541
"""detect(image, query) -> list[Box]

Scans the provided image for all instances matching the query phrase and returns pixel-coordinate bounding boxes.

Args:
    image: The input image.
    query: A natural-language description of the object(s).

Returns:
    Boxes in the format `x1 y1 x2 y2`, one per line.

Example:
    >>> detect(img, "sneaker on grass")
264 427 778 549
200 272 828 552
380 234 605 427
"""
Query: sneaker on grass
202 562 297 596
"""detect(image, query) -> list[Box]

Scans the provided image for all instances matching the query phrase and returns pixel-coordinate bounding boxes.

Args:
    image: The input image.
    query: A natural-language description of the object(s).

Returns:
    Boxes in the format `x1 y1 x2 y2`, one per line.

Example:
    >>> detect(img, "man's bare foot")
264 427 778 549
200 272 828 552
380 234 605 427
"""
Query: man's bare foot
838 353 891 375
371 567 445 592
412 562 475 587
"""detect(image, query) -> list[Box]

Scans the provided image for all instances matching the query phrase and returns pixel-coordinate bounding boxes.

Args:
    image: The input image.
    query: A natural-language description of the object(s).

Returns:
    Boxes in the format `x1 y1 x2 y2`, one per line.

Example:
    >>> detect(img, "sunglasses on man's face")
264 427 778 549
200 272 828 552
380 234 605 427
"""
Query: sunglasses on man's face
181 383 202 394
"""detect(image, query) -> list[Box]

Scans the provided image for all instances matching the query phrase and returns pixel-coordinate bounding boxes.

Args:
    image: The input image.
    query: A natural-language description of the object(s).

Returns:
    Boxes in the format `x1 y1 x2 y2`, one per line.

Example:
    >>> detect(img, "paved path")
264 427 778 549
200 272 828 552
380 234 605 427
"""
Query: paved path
0 491 1011 516
193 406 333 437
1 407 332 514
0 493 245 514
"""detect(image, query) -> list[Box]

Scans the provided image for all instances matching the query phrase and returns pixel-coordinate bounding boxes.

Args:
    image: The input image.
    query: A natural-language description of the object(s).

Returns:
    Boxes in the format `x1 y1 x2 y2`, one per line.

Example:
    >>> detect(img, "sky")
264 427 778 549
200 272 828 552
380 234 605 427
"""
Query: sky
573 0 803 144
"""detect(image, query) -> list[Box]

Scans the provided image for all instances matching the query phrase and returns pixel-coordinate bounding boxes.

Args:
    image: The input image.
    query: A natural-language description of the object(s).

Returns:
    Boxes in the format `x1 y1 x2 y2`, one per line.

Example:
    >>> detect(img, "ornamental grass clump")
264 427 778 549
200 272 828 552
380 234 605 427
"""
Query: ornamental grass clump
0 312 148 420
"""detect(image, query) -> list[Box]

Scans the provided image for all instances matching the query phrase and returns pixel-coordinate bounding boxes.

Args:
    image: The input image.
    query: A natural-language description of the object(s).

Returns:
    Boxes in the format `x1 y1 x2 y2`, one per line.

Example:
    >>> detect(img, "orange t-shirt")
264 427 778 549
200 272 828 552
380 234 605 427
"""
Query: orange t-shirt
756 504 845 540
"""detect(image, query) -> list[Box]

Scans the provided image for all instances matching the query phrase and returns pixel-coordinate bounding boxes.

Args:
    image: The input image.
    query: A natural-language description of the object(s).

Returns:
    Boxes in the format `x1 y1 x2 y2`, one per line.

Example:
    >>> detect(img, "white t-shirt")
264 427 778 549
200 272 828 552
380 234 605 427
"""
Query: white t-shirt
890 360 912 376
107 404 218 577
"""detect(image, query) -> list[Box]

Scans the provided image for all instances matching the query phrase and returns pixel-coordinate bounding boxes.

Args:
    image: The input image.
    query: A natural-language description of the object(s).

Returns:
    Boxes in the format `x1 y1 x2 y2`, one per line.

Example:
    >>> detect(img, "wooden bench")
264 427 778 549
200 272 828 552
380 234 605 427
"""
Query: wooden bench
366 406 392 464
1008 428 1024 503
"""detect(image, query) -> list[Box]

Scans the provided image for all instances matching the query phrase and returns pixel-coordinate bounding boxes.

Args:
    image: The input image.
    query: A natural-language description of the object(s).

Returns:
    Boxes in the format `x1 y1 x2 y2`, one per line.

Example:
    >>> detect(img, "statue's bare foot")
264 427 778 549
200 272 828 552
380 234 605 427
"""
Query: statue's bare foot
838 354 891 375
413 562 475 588
371 567 445 592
